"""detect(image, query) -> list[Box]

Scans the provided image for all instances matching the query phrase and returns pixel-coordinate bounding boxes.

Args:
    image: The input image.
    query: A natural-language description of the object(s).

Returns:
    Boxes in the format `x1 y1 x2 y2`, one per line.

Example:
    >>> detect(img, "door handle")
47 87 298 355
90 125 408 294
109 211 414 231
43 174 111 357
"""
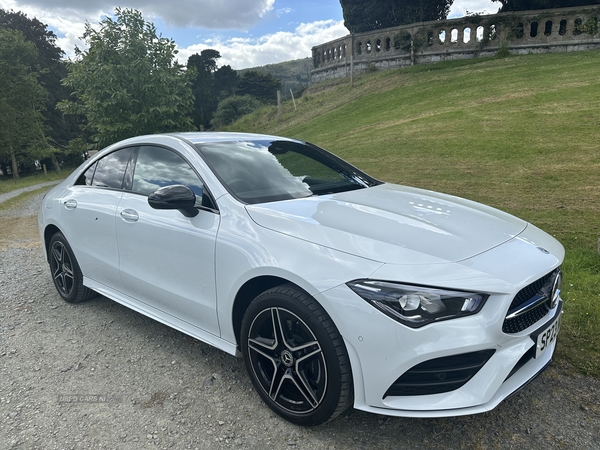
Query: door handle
120 209 139 222
63 199 77 210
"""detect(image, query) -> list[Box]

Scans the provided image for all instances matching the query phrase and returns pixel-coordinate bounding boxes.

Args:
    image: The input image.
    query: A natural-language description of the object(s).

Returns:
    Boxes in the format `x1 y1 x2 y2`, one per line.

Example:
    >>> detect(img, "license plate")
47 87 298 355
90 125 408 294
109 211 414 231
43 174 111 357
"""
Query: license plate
535 311 562 358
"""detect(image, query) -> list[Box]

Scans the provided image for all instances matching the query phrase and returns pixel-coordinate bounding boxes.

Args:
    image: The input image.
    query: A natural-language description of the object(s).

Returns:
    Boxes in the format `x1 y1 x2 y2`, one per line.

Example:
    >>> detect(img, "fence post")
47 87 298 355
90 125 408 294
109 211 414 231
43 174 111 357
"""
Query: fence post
277 90 281 121
290 89 297 111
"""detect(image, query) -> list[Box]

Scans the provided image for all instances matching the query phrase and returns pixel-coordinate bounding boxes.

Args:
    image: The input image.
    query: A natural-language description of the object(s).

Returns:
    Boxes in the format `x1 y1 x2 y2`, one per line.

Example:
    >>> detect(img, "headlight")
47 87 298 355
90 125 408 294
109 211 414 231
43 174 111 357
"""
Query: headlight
346 280 489 328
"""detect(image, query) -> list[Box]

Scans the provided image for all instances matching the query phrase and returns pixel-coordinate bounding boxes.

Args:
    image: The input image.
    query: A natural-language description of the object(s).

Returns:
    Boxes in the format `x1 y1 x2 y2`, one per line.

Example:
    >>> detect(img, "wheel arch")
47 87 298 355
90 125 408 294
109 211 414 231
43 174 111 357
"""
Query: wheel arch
231 275 312 351
43 224 62 262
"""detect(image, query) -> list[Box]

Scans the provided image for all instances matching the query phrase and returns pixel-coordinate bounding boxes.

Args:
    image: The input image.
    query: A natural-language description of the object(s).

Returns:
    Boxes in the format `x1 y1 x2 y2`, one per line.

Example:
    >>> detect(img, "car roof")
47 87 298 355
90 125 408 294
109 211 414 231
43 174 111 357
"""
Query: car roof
169 132 300 145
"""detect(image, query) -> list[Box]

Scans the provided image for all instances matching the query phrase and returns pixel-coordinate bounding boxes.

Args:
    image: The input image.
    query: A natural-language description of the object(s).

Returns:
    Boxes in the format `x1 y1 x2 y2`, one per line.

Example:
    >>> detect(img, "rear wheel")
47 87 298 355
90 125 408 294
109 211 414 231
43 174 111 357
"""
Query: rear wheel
241 284 353 426
48 232 95 303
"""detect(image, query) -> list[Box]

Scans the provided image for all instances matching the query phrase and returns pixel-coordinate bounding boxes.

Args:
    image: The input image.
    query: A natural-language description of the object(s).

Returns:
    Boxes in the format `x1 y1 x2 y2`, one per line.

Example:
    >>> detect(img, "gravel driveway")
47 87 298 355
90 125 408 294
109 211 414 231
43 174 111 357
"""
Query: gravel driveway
1 185 599 449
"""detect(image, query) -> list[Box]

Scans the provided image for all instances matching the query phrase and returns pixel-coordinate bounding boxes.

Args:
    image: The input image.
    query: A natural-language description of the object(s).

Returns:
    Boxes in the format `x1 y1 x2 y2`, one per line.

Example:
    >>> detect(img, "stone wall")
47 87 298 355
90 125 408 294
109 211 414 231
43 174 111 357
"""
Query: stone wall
311 6 600 83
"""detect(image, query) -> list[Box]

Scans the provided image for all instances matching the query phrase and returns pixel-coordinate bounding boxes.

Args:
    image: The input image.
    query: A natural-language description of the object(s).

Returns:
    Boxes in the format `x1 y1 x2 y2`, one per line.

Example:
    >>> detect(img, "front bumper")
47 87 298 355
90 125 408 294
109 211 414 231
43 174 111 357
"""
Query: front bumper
320 277 561 416
316 222 563 417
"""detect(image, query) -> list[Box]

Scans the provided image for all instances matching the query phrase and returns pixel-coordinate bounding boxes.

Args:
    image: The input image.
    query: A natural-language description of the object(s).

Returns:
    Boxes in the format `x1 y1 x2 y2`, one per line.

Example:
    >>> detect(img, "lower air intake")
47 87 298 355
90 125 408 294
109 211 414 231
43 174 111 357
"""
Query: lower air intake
384 350 496 398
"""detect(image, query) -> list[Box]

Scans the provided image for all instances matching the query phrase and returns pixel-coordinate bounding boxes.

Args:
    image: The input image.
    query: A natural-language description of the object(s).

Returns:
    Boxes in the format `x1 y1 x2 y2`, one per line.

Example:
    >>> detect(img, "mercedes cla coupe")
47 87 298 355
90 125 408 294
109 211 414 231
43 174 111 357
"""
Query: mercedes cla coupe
39 132 564 425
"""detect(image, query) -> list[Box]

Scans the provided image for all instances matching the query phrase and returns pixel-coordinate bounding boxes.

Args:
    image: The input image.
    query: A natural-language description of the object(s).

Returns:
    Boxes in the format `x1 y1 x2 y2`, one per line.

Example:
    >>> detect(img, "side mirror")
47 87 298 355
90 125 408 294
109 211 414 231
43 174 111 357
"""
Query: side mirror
148 185 199 217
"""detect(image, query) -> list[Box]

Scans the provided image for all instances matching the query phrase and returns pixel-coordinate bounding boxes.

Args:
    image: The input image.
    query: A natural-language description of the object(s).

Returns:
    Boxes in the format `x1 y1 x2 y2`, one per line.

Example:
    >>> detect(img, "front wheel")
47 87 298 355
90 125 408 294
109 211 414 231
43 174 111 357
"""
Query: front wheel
241 285 353 426
48 232 96 303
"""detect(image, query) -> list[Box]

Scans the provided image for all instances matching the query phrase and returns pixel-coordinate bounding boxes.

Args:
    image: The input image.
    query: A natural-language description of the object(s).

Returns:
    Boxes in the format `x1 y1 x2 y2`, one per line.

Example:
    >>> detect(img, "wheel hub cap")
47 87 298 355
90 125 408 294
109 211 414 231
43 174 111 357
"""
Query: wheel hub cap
281 349 294 367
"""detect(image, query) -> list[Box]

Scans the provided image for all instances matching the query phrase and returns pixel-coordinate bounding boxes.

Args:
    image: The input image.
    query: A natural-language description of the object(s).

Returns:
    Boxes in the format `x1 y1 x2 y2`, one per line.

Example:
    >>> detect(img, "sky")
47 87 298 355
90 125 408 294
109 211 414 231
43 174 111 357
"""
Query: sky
0 0 499 69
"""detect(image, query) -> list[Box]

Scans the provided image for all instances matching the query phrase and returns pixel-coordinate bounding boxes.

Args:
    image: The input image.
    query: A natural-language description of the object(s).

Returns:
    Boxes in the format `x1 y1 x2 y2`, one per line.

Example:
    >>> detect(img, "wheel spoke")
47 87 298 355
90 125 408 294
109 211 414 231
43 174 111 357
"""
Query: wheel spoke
272 308 289 350
289 340 320 354
56 271 68 293
273 307 317 354
63 264 74 278
268 365 288 401
271 369 319 412
52 245 64 290
53 268 63 281
51 244 63 265
248 338 278 365
51 264 61 280
295 345 323 365
294 349 325 408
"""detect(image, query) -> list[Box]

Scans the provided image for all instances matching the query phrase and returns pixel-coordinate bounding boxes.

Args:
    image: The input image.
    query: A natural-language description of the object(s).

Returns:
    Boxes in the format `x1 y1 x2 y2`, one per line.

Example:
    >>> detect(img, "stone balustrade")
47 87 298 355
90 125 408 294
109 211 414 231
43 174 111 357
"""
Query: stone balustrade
311 6 600 83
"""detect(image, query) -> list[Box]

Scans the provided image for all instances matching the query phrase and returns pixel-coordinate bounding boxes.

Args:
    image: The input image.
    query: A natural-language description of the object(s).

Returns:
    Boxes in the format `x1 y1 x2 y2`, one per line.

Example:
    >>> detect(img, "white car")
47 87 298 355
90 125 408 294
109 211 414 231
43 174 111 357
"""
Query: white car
38 132 564 425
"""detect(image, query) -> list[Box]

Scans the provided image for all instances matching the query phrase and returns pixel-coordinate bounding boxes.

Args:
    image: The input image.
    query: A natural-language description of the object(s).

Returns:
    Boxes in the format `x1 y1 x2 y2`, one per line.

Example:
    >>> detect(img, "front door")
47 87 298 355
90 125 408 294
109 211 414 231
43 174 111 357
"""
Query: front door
115 145 220 335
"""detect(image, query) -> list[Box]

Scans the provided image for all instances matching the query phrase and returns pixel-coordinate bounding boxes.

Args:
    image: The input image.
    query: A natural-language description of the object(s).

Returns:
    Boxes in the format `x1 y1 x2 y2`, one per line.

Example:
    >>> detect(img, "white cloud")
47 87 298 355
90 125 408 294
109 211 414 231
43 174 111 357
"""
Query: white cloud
4 0 275 28
0 0 93 56
0 0 278 58
449 0 499 18
277 7 292 16
177 19 348 69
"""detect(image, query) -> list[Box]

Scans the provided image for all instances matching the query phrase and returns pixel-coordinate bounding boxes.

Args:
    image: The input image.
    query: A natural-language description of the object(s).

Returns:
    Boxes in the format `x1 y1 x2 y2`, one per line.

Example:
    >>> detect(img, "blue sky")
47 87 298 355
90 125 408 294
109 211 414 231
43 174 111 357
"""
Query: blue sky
159 1 344 48
0 0 498 69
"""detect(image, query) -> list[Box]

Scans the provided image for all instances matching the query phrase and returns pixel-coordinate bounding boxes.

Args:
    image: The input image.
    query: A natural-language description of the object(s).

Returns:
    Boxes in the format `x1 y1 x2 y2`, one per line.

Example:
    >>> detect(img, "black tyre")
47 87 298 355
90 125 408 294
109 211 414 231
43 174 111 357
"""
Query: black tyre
48 232 96 304
241 284 353 426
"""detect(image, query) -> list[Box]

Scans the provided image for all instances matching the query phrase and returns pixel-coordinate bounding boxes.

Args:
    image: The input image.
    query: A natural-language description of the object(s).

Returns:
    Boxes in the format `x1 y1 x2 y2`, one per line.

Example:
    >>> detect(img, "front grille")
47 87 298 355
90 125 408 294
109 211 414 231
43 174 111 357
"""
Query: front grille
502 269 559 334
383 350 495 398
503 305 549 334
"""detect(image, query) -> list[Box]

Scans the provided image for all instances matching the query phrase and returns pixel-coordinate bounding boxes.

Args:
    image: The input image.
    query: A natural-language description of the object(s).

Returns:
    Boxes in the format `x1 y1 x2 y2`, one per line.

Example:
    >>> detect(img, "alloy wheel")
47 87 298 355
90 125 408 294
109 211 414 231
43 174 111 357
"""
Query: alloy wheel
247 307 327 414
50 241 75 297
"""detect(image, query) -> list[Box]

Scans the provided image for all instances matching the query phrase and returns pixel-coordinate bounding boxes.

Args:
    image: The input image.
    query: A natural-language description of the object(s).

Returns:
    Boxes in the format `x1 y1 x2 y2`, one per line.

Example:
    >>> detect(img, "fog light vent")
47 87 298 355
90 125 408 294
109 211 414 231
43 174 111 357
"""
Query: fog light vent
383 350 495 398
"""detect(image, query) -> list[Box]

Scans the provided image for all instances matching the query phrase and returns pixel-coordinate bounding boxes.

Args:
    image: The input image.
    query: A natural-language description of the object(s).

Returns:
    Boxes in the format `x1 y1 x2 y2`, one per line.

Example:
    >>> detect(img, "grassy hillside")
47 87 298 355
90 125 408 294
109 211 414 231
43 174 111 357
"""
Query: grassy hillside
227 50 600 377
238 57 312 98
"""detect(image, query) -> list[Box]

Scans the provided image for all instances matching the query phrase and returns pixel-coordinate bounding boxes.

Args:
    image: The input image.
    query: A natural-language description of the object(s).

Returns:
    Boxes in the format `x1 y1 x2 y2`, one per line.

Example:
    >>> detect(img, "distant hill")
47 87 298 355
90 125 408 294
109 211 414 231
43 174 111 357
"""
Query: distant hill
238 58 312 99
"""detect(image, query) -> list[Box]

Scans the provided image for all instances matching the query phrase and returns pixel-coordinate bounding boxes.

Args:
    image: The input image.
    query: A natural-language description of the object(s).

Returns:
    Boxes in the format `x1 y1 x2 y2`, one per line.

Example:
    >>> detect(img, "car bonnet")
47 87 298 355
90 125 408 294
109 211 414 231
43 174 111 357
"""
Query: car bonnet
244 183 527 265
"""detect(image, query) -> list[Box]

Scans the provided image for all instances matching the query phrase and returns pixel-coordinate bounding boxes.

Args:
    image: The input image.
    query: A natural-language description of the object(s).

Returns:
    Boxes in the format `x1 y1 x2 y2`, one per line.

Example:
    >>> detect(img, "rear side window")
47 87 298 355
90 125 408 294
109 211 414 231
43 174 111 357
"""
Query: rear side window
77 162 97 186
92 148 133 189
132 146 204 197
74 149 133 188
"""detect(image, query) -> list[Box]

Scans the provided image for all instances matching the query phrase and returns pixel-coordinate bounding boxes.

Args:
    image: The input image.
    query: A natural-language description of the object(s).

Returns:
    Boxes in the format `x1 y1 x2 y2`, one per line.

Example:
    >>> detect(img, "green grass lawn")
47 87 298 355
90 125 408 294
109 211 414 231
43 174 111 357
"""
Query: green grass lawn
228 51 600 377
0 170 69 195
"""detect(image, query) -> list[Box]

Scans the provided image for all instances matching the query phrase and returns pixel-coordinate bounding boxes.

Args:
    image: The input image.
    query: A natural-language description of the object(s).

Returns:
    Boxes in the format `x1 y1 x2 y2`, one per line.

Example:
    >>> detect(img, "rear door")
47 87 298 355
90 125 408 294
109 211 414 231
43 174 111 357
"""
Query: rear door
59 147 134 291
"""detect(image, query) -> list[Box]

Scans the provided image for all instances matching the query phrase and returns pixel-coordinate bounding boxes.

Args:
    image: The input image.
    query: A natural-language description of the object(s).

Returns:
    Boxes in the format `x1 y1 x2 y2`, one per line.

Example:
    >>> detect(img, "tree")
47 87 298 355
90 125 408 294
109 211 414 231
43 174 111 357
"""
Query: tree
0 29 48 178
214 65 238 98
340 0 454 33
0 9 76 172
210 95 262 128
492 0 600 11
237 71 280 105
59 8 195 149
187 50 222 130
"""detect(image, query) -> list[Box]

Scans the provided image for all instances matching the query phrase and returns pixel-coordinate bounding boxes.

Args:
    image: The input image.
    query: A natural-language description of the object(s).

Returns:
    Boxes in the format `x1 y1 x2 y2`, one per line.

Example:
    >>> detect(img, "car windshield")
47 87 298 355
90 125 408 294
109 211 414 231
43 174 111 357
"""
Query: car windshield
195 140 379 204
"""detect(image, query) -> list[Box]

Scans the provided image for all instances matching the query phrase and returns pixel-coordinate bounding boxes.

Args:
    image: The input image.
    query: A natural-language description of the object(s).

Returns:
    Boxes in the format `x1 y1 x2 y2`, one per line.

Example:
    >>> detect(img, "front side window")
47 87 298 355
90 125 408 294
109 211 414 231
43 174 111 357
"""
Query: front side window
196 140 379 204
132 146 204 199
